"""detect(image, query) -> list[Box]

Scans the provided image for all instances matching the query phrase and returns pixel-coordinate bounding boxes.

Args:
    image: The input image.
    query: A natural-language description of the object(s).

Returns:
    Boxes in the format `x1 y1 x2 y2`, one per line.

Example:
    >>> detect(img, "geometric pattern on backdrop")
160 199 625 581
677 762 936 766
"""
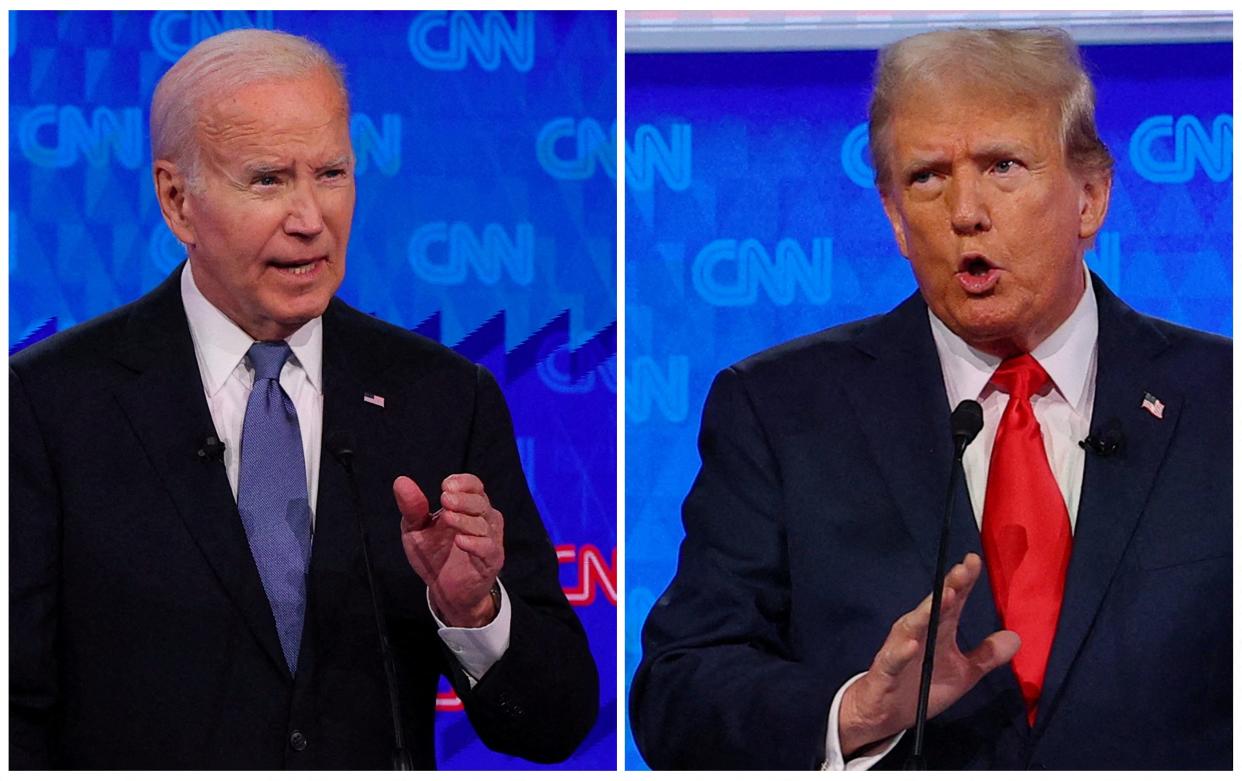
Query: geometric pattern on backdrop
624 40 1230 769
9 10 616 770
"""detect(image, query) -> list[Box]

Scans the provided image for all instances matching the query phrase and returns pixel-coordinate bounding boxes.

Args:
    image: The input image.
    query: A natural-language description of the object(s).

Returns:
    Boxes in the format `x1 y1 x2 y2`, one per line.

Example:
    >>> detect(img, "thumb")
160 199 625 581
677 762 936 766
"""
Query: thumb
394 476 431 530
967 629 1021 677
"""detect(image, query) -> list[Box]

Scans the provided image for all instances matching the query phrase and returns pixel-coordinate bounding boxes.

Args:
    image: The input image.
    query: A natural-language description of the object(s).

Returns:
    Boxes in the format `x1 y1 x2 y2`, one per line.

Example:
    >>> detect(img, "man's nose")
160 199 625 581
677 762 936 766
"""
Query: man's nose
283 178 325 237
948 172 992 235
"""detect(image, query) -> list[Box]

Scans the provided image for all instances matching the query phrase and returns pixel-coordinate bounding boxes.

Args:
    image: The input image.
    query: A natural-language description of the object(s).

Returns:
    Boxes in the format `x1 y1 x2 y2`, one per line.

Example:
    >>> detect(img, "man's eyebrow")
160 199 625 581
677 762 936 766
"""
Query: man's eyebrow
970 140 1034 161
899 154 948 177
317 155 352 170
242 161 292 176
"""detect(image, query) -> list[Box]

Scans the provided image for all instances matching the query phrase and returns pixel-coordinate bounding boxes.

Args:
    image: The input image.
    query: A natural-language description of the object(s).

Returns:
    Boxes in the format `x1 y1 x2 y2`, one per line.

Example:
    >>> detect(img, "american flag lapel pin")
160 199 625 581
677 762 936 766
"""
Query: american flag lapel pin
363 392 385 408
1141 392 1164 419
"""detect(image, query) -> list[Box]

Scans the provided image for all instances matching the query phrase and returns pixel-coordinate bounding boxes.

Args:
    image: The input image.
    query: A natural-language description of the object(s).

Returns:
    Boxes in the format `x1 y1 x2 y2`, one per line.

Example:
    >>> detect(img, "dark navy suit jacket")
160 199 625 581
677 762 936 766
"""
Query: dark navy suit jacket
631 276 1230 769
10 268 598 768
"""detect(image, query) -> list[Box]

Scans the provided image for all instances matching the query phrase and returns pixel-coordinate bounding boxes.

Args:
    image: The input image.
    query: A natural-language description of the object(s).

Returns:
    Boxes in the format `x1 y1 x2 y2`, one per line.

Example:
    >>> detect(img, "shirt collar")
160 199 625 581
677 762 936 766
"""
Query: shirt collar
180 261 323 396
928 266 1098 411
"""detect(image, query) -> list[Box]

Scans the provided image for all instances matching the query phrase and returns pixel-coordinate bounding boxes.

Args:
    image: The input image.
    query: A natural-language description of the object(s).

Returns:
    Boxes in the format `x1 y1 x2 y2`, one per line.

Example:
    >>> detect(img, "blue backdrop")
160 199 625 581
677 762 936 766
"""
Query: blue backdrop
624 41 1231 769
8 10 616 770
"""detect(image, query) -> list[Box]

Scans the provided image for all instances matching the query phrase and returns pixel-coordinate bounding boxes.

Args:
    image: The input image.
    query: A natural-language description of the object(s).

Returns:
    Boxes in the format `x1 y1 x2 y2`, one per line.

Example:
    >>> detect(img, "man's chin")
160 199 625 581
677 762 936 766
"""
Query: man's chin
953 324 1030 358
269 285 337 316
250 300 332 340
943 307 1029 356
277 306 329 330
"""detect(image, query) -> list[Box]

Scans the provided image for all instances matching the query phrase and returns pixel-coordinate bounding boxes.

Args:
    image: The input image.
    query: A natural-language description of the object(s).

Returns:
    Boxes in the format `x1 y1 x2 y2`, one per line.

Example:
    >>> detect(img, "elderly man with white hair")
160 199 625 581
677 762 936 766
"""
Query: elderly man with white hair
631 27 1229 770
11 28 597 769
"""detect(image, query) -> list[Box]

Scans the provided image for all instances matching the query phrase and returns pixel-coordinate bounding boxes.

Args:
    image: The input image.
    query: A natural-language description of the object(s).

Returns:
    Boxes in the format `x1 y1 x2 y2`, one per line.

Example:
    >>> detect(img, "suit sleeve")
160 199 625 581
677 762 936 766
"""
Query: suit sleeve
9 367 61 769
629 366 839 769
445 365 599 763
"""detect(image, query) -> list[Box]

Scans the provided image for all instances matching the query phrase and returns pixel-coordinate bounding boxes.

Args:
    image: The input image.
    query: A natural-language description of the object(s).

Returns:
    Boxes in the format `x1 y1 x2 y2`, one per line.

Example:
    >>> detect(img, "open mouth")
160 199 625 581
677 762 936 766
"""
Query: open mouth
964 256 992 276
955 253 1000 293
270 257 325 277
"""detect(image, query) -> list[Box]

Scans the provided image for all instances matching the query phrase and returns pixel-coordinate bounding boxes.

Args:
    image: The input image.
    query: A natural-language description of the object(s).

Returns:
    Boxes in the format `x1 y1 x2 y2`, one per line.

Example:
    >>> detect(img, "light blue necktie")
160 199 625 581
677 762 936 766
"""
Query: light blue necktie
237 341 311 675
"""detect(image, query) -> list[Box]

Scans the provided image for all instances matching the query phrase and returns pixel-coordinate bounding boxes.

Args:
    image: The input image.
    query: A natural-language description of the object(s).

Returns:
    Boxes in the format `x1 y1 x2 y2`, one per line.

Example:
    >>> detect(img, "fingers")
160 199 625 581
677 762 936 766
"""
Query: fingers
441 474 494 521
897 593 933 640
965 629 1021 677
943 553 983 608
880 553 983 672
875 635 921 677
454 532 504 565
440 473 503 539
875 595 933 678
936 553 983 630
441 488 490 517
397 470 504 572
397 473 495 530
442 473 484 494
438 509 494 537
893 555 973 643
393 476 431 530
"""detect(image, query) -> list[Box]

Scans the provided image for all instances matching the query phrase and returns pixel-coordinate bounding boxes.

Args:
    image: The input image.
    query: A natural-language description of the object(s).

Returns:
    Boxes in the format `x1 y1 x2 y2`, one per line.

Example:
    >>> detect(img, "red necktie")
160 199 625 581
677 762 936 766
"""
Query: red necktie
981 354 1072 726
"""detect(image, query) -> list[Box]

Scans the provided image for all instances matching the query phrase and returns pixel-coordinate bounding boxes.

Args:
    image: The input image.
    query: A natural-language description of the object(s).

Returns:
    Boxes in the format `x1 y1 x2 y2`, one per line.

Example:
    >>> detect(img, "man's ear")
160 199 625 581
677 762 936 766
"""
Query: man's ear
153 159 195 246
880 189 910 258
1077 171 1112 240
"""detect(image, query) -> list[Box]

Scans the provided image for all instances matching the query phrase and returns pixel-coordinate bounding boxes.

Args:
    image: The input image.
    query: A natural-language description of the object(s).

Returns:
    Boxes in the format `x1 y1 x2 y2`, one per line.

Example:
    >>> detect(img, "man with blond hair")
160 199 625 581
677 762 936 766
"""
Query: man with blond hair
632 27 1229 770
11 28 596 769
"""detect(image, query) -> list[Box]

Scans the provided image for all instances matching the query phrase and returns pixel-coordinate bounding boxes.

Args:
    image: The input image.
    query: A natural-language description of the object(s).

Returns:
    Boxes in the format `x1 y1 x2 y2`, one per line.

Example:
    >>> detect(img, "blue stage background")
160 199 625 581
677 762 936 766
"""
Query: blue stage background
8 10 616 770
624 41 1231 769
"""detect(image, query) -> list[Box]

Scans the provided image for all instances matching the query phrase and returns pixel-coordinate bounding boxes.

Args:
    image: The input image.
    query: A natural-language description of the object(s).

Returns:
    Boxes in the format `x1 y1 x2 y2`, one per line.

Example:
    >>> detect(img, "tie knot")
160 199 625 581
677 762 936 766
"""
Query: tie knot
990 353 1050 399
248 341 292 381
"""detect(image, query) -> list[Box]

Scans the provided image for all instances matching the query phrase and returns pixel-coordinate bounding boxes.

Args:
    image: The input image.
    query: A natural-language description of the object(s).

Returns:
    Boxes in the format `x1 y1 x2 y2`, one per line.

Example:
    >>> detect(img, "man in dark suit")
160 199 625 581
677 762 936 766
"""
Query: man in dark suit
630 27 1230 769
10 28 596 769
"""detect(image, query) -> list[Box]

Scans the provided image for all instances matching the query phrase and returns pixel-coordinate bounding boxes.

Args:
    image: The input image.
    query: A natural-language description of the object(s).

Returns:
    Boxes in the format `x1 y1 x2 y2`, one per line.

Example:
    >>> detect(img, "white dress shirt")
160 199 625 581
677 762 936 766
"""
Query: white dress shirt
179 262 510 683
932 276 1098 531
180 261 325 515
822 271 1099 770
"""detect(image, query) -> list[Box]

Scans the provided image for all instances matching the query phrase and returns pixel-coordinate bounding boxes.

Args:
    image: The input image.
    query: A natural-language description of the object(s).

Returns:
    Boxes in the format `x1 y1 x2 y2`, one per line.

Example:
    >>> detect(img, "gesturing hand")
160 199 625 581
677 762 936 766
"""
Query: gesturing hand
394 473 505 628
838 553 1021 756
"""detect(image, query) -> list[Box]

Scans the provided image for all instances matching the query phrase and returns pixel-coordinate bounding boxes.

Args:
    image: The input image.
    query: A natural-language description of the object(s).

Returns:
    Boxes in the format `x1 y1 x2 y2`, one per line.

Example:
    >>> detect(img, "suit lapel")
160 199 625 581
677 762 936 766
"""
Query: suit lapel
309 302 373 592
842 296 951 568
310 299 418 610
840 295 1002 651
1036 277 1178 730
842 279 1175 734
109 269 289 677
842 295 1028 724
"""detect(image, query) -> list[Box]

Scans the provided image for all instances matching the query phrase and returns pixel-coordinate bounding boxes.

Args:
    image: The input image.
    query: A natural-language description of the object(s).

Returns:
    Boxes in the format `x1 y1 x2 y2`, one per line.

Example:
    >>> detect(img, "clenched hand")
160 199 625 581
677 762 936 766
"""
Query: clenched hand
394 473 505 628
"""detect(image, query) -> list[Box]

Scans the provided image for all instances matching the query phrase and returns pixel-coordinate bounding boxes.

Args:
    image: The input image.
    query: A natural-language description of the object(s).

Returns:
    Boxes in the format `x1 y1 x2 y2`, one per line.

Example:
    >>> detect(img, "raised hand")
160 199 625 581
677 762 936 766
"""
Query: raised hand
838 553 1020 756
394 473 505 628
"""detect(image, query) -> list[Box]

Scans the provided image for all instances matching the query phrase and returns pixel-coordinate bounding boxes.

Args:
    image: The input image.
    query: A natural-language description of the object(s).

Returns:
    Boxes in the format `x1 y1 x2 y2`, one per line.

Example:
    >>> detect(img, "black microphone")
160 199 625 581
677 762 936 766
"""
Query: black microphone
1080 418 1124 457
327 432 414 772
197 435 226 462
950 400 983 459
907 400 984 770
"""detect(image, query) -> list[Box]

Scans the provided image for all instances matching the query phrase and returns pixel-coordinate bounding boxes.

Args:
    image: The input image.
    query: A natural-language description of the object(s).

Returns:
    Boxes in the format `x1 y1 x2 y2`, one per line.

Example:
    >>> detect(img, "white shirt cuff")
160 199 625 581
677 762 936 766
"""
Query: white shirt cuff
429 580 512 686
821 672 906 771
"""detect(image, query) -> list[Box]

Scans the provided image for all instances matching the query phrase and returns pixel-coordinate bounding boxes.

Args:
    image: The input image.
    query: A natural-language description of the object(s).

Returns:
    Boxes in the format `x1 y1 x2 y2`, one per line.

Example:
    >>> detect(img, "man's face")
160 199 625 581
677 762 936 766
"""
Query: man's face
164 67 355 341
879 87 1110 357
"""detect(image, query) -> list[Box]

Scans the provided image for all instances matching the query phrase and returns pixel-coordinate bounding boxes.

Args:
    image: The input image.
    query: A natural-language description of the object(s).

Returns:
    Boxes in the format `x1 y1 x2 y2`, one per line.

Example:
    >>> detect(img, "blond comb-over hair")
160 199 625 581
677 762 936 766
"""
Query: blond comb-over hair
868 27 1113 192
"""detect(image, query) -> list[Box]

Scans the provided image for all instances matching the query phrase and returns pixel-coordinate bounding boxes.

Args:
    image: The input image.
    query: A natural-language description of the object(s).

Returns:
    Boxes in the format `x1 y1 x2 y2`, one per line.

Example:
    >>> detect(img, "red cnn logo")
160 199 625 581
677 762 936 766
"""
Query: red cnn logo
556 543 616 606
436 543 616 711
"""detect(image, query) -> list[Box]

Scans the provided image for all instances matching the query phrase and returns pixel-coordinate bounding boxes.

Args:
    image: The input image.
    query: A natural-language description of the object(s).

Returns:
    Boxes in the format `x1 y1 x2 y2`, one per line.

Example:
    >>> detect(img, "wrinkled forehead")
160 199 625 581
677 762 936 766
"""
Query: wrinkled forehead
194 72 352 161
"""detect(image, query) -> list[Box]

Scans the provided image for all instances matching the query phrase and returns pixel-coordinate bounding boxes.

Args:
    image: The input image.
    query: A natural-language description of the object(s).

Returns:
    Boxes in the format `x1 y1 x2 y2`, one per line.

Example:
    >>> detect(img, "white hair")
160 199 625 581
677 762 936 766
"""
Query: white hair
150 28 349 189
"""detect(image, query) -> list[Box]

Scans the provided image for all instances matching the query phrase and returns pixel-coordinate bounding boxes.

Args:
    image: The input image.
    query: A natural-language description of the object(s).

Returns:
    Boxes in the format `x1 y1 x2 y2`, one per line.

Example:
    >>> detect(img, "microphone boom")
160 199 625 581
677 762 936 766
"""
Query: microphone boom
907 400 983 769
